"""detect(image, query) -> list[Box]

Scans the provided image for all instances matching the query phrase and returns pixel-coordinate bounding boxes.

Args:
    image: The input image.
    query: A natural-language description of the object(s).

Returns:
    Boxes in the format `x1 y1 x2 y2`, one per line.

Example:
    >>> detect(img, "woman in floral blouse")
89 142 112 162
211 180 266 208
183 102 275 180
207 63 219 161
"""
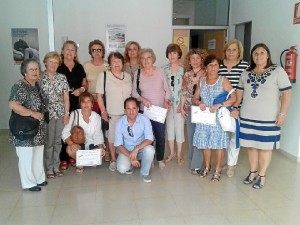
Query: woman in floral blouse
39 51 70 179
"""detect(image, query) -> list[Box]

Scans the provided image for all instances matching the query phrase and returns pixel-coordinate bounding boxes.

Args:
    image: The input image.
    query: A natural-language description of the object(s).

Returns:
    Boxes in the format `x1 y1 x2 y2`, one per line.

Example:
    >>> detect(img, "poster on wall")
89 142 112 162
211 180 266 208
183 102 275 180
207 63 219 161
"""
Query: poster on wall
294 2 300 24
11 28 40 65
106 24 126 55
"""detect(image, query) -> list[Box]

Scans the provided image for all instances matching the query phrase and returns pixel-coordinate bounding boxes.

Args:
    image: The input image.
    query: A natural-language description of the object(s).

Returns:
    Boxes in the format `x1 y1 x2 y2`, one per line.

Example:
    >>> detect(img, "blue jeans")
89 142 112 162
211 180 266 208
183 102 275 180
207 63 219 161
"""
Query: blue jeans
150 120 166 161
116 145 155 176
187 112 203 170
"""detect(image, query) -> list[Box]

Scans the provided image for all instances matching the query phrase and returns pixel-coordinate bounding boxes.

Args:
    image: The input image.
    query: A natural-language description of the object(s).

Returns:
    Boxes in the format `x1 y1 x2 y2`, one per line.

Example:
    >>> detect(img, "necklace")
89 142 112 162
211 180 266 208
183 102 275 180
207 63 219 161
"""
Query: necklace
193 69 201 77
111 71 124 80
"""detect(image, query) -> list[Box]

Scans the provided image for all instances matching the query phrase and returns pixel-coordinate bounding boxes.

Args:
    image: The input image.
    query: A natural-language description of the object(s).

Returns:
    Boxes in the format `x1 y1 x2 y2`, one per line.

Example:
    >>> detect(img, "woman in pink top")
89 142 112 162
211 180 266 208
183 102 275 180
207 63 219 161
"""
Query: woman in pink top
132 48 171 169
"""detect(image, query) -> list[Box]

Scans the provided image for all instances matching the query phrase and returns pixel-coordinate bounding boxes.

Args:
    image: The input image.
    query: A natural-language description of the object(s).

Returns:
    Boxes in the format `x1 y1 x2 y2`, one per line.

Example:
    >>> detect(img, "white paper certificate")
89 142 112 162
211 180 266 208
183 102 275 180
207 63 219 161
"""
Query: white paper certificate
144 105 167 123
76 149 102 166
191 106 216 125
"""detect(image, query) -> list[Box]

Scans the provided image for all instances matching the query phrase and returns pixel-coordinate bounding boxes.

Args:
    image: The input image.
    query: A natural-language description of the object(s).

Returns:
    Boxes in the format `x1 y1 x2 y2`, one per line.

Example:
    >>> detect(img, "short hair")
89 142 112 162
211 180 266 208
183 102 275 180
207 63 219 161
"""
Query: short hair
20 58 41 77
165 43 182 59
43 51 62 65
79 92 94 105
140 48 156 64
60 40 79 63
203 54 220 67
124 41 141 63
107 52 125 66
124 97 139 109
88 39 105 57
223 39 244 61
247 43 273 71
184 48 208 72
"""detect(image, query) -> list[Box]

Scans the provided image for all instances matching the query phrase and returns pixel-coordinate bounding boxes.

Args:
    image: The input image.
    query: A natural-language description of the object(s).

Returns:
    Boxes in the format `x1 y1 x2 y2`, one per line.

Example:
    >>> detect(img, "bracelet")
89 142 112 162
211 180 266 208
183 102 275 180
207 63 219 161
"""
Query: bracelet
279 113 287 117
233 106 239 110
65 112 69 115
80 87 86 92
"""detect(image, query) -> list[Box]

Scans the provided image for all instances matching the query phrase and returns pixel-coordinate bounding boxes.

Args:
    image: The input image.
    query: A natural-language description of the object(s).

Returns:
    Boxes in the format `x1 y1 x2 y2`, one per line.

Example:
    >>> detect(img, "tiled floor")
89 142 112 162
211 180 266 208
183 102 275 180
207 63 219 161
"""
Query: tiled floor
1 131 300 225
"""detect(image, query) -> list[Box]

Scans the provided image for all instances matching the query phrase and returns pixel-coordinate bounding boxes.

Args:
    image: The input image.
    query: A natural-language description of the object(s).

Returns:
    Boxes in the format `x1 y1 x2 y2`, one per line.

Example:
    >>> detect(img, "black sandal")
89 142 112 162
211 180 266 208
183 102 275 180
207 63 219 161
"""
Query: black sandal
252 174 265 189
243 171 258 184
199 167 211 178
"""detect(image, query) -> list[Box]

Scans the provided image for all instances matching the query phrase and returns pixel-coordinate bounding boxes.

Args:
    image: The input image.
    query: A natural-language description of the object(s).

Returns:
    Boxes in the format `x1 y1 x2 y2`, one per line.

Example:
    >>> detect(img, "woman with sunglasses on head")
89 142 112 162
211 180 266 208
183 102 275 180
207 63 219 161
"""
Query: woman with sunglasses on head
132 48 171 169
163 44 185 166
218 39 248 178
123 41 141 81
57 40 88 170
180 48 208 174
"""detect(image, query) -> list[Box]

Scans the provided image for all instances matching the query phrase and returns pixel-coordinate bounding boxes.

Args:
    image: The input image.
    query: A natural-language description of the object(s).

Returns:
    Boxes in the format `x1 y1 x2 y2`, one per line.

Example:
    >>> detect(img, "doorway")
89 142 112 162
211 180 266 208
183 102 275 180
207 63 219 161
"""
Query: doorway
235 21 252 61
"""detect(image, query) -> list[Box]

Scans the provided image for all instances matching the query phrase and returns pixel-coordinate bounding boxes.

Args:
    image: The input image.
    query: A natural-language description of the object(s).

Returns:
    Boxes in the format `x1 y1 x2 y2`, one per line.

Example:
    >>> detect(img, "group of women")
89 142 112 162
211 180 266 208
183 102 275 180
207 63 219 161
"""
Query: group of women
9 38 291 191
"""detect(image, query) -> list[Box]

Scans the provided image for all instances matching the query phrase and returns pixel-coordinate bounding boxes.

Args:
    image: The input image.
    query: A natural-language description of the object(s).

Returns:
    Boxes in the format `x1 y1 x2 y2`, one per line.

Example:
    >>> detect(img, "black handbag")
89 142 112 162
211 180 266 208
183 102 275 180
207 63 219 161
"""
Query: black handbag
9 111 39 141
101 71 109 131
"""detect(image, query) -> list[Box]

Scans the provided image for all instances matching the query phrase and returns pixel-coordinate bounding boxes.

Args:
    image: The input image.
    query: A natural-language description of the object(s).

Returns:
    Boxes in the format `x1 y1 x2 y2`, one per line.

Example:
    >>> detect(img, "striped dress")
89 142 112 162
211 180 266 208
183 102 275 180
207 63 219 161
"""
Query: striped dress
193 77 229 149
237 65 292 150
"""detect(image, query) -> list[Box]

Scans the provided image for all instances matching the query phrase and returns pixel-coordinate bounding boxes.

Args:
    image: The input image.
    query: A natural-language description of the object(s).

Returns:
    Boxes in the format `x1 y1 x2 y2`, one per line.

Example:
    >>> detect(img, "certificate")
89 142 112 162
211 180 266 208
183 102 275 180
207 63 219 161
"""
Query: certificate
144 105 167 123
191 106 216 125
76 149 102 166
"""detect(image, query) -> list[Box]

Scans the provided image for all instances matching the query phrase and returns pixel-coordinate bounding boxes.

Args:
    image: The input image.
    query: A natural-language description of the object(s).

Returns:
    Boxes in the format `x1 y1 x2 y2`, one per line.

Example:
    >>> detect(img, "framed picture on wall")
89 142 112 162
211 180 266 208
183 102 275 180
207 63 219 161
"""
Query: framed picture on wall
11 28 40 65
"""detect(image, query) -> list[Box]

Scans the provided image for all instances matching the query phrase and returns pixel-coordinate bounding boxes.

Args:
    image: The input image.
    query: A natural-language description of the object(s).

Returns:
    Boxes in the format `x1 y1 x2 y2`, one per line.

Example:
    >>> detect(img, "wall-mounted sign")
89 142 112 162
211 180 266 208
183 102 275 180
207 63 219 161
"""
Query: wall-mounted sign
208 39 216 50
293 2 300 24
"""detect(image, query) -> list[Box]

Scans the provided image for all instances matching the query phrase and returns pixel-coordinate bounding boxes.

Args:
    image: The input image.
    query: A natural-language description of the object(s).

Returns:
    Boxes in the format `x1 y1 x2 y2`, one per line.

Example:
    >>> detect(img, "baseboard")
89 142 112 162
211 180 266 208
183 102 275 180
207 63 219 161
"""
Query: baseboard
0 129 9 135
278 148 300 163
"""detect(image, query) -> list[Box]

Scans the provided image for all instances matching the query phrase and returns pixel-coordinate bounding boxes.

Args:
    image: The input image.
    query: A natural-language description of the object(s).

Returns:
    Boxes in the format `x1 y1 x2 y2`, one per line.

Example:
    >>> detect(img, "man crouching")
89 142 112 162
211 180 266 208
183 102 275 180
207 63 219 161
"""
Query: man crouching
114 97 155 183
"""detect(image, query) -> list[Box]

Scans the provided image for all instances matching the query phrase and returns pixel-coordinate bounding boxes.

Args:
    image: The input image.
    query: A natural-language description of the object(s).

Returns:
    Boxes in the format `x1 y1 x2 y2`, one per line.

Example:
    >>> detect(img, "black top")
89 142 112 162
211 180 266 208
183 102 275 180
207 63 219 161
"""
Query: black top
57 61 86 112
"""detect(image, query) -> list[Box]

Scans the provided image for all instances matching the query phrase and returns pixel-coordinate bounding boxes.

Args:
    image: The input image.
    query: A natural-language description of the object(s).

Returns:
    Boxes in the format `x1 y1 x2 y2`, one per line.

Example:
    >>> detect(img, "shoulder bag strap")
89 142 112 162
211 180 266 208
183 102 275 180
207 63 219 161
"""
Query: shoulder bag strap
103 71 106 108
136 69 141 95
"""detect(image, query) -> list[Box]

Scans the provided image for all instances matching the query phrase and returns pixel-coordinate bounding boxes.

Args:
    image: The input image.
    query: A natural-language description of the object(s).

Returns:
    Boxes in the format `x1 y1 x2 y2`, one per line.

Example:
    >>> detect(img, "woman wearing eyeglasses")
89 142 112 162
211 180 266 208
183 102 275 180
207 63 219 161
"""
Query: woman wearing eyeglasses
132 48 171 169
57 40 88 170
96 52 132 172
163 44 185 166
180 48 208 174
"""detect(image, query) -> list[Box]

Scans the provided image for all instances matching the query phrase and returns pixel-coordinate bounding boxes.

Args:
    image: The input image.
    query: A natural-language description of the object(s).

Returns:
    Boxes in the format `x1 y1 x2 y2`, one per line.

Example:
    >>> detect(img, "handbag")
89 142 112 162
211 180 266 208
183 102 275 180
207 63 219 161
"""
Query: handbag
218 107 236 132
101 71 109 131
9 111 39 141
70 110 85 145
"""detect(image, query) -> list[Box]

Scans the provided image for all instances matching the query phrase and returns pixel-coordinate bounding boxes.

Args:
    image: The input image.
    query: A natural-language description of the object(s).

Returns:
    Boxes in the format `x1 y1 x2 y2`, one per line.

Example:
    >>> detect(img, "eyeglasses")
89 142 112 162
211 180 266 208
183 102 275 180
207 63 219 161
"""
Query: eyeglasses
127 126 134 137
28 68 39 72
171 76 175 89
92 48 103 53
192 84 197 95
141 56 152 61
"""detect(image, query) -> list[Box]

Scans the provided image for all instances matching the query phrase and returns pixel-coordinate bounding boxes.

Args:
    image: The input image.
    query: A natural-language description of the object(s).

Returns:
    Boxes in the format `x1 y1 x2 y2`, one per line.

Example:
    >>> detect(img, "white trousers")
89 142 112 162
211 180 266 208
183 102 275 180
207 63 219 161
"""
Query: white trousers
16 145 46 189
227 132 240 166
166 106 185 143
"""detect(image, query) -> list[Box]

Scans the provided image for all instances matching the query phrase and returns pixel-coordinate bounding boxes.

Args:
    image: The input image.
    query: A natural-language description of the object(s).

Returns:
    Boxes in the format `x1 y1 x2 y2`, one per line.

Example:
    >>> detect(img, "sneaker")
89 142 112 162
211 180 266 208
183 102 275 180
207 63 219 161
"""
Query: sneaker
143 175 152 183
158 161 165 169
226 165 235 178
125 169 133 175
191 168 201 175
109 161 116 171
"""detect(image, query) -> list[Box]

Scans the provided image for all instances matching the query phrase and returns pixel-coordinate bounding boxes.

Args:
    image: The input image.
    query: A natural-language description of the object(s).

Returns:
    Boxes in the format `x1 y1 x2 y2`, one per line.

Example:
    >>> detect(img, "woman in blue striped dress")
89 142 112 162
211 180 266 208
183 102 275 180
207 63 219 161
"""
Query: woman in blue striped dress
232 43 292 189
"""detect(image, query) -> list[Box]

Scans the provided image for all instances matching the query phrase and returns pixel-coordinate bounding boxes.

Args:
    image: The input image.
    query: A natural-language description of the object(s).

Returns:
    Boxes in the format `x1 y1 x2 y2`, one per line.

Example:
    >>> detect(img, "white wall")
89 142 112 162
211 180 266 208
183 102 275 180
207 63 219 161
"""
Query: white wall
52 0 172 67
230 0 300 159
0 0 172 129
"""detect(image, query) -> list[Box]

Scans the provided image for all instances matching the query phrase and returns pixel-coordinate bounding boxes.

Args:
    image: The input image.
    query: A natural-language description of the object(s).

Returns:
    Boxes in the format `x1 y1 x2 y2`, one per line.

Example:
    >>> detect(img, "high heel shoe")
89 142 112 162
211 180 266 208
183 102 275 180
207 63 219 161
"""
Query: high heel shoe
243 171 258 184
252 174 265 189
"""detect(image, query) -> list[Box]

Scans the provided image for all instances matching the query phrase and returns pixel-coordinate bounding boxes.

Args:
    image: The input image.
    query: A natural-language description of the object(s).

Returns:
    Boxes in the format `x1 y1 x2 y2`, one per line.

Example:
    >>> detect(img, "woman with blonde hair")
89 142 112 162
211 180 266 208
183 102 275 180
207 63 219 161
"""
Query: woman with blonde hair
219 39 249 177
180 48 208 174
123 41 141 81
39 51 70 178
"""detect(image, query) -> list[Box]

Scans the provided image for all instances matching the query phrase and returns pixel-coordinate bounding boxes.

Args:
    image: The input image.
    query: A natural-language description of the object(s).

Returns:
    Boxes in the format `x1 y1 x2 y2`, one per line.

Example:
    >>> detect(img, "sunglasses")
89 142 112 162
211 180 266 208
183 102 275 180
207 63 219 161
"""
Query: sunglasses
91 48 103 53
192 84 197 95
127 126 134 137
171 76 175 89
